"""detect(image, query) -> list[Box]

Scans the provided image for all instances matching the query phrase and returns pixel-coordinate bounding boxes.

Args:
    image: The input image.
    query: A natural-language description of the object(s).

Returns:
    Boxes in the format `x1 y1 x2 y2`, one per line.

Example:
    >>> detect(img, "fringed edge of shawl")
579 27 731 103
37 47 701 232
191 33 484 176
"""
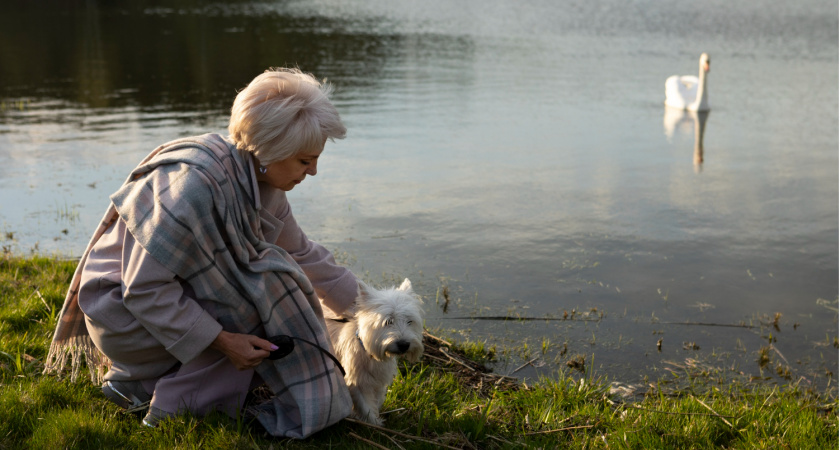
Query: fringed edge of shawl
43 335 110 384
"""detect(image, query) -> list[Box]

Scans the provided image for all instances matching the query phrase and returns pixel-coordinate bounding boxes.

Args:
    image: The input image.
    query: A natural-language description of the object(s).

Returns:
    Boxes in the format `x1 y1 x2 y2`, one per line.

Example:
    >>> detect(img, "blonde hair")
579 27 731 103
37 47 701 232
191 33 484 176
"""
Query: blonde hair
228 68 346 165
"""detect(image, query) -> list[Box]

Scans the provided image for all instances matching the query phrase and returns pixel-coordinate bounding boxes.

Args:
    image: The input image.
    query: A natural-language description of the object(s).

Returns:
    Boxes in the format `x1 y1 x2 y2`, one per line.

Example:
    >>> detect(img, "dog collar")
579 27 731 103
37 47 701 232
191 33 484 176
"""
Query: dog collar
355 329 367 353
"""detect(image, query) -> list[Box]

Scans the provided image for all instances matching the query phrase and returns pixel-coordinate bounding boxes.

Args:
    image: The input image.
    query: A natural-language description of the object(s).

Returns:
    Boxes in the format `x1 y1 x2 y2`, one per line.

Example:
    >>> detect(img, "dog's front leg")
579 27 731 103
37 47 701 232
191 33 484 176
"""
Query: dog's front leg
348 383 383 425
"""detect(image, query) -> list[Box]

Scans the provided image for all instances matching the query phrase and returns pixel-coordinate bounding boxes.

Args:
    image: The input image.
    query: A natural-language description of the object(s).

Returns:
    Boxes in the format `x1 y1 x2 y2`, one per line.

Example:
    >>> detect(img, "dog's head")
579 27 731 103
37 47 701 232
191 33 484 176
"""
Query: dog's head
356 278 425 362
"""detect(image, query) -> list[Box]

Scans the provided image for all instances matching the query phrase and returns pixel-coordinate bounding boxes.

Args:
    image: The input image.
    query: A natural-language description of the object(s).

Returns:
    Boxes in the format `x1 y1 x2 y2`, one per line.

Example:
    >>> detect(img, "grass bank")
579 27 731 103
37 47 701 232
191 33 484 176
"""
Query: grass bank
0 255 836 449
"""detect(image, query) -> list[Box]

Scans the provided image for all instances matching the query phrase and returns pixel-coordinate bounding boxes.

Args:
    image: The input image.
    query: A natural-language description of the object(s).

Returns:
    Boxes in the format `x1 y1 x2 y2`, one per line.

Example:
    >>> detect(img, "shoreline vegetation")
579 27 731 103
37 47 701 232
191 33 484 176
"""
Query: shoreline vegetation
1 255 836 448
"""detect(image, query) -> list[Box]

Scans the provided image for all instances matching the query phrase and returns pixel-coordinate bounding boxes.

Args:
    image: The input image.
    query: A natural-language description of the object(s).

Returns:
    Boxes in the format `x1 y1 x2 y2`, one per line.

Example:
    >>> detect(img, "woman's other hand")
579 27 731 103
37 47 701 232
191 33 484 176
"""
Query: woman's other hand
210 330 278 370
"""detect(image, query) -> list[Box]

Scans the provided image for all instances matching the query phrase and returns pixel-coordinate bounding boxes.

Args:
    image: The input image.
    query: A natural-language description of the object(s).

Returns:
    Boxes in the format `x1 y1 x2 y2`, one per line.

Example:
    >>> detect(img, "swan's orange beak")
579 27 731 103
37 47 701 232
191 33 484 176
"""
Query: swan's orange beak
704 62 710 72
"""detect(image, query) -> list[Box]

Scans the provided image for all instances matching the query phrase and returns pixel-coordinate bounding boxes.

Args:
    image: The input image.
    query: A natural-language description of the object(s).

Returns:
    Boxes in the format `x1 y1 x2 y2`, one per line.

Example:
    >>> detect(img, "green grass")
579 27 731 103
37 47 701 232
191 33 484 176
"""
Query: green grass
0 255 837 449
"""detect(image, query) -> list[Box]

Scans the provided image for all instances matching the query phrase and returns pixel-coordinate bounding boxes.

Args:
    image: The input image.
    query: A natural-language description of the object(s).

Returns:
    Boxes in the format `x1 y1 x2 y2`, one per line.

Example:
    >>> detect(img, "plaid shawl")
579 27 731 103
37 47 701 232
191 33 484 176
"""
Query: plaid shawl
45 133 351 438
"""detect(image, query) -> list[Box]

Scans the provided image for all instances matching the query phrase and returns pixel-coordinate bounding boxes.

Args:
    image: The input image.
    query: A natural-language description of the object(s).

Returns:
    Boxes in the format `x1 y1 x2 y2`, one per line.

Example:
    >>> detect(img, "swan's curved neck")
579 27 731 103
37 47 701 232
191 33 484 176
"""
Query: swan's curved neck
693 63 709 111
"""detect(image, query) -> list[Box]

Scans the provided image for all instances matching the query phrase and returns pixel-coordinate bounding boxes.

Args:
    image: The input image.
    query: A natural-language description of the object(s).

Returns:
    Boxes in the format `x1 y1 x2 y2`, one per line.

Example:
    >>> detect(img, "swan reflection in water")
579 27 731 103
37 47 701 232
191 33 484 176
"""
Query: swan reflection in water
663 107 710 173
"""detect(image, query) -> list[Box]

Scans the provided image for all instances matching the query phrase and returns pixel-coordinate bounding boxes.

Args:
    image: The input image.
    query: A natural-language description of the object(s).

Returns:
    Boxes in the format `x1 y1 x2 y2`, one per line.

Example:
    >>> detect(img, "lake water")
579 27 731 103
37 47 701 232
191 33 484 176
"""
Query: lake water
1 0 837 389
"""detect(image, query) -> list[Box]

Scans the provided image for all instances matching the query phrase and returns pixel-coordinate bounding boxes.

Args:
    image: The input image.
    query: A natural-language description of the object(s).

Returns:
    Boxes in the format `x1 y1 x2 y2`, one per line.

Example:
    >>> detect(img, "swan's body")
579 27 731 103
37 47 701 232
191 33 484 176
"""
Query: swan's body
665 53 710 111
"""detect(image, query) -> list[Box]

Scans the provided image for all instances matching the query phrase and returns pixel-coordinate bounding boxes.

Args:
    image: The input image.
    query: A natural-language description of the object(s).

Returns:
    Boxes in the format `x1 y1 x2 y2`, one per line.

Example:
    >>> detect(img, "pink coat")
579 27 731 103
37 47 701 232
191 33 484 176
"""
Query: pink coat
76 144 356 421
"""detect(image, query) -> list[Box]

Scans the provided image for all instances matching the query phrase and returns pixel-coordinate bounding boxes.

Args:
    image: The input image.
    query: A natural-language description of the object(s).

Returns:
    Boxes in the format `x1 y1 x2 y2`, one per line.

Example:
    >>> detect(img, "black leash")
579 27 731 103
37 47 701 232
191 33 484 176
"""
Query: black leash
265 335 345 376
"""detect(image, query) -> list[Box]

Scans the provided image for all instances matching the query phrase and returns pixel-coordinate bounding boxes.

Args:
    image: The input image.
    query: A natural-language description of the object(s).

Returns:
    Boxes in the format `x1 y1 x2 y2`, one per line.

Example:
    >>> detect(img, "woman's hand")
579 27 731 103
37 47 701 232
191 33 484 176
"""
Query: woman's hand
210 330 278 370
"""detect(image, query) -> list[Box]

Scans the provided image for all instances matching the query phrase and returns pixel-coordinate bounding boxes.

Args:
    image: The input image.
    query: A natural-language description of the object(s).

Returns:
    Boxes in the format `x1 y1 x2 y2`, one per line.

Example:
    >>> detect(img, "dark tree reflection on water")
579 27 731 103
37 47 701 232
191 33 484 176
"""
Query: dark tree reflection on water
0 0 475 114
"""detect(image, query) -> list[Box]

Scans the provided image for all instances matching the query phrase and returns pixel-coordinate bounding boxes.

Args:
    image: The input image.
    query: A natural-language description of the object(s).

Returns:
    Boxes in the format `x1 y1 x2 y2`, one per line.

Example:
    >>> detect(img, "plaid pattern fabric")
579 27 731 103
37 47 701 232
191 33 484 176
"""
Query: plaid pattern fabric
45 133 351 438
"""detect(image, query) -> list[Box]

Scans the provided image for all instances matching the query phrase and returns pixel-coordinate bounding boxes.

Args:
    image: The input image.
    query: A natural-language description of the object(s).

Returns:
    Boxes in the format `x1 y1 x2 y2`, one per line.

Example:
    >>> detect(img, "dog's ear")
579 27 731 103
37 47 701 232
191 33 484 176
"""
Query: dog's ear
357 279 372 301
398 278 412 292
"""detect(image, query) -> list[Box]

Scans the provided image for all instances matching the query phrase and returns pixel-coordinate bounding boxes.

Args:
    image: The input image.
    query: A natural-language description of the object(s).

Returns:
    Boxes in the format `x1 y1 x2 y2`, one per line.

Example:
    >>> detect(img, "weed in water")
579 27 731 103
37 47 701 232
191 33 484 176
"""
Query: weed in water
758 346 771 368
567 355 586 373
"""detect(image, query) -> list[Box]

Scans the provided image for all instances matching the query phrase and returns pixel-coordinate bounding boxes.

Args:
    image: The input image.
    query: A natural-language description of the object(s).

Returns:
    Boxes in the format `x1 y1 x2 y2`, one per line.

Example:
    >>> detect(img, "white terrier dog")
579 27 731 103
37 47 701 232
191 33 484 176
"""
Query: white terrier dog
326 278 424 425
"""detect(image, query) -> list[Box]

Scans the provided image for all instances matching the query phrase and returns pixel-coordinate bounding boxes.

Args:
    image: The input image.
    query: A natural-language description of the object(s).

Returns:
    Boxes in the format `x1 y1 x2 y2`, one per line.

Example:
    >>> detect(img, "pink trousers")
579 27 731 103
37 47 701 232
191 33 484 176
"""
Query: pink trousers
138 349 259 419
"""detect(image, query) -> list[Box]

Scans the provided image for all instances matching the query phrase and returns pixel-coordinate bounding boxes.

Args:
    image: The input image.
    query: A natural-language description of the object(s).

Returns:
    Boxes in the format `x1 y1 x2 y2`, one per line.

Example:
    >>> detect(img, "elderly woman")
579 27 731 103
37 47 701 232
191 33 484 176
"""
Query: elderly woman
46 68 356 438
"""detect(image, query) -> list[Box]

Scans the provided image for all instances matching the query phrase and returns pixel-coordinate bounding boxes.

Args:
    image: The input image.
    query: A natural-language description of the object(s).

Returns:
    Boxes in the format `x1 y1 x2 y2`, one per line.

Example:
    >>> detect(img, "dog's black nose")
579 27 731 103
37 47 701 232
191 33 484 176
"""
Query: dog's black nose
396 341 410 354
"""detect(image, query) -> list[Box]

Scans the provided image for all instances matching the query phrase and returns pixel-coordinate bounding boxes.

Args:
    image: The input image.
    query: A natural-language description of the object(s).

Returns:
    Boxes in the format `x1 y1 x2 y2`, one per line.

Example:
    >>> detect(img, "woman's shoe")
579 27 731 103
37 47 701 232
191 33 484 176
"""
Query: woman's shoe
101 380 151 412
141 406 173 428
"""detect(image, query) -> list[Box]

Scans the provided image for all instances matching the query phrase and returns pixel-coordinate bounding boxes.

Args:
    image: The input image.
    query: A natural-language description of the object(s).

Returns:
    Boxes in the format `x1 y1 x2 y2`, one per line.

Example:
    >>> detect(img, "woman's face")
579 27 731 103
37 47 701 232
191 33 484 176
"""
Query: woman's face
257 147 323 191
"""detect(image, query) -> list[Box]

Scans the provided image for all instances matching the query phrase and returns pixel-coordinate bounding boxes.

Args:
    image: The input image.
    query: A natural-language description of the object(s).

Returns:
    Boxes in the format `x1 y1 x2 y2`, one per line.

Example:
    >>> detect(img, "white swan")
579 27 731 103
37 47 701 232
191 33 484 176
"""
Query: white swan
664 53 710 111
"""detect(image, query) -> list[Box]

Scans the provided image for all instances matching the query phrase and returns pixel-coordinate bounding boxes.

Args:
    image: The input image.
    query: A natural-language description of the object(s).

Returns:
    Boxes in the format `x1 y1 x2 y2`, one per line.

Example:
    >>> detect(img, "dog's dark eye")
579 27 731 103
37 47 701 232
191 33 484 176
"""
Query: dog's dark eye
386 318 394 326
407 321 413 325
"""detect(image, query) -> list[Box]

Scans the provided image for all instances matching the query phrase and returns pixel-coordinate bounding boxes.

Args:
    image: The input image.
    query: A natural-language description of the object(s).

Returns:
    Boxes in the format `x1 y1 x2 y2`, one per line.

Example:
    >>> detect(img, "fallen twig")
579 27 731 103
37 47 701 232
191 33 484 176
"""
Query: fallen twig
510 357 540 376
625 404 736 419
654 321 756 329
423 353 450 365
443 317 757 329
692 395 734 428
487 433 522 447
769 345 790 365
522 424 595 436
522 413 577 436
344 417 463 450
34 289 51 312
424 331 453 346
444 316 601 323
439 347 479 372
422 330 519 394
377 430 407 450
349 431 390 450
